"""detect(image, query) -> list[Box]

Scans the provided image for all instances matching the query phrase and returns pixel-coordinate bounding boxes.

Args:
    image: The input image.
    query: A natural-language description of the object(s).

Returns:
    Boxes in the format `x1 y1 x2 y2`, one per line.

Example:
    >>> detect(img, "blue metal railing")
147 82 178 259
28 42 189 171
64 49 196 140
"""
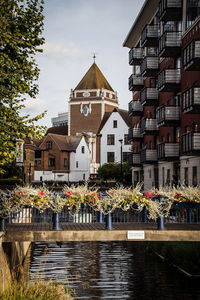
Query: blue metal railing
0 194 200 231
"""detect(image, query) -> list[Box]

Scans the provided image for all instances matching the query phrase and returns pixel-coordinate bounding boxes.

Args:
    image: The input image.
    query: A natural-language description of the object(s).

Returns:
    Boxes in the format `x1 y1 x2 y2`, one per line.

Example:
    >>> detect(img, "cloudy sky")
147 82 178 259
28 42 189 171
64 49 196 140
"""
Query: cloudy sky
24 0 145 127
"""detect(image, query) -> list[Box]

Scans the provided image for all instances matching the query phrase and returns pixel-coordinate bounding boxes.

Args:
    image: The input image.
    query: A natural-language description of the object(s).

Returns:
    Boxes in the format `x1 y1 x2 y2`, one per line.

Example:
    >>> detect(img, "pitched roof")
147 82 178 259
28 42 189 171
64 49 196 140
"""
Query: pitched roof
46 125 68 136
74 63 114 91
46 134 82 151
98 108 132 133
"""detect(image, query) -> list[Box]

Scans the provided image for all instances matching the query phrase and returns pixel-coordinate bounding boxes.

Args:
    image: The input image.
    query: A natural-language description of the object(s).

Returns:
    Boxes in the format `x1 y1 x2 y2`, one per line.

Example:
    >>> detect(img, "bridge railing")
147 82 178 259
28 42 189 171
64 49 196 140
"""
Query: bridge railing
0 195 200 231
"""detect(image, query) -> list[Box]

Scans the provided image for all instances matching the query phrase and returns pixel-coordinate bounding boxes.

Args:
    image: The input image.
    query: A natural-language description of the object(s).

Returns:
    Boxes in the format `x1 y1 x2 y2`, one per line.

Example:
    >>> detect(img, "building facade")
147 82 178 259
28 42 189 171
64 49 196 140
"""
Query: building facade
51 112 68 127
34 133 90 182
98 108 131 165
68 63 119 175
123 0 200 190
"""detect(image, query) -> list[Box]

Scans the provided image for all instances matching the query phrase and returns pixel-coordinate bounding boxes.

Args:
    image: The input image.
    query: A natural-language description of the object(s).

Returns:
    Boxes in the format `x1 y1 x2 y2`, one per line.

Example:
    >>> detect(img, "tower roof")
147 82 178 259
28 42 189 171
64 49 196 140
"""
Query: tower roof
74 63 114 91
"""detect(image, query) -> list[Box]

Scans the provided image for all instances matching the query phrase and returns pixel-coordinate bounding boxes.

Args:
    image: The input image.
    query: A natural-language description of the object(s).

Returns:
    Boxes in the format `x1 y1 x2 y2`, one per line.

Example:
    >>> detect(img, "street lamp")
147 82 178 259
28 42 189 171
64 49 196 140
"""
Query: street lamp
118 139 123 183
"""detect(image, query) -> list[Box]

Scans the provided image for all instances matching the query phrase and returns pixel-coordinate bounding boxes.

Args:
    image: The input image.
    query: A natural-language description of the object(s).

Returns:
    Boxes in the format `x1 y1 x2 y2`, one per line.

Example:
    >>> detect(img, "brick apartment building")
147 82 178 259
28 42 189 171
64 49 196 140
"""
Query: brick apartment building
123 0 200 190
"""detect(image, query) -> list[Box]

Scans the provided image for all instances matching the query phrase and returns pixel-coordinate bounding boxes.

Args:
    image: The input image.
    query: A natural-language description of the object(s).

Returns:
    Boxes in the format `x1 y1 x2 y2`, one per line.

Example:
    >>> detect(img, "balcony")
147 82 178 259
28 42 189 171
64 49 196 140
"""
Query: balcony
141 149 157 164
129 74 144 91
141 88 159 106
128 100 143 116
183 40 200 71
140 118 158 135
129 48 144 65
141 25 159 47
129 127 142 141
157 143 180 160
141 56 159 76
158 69 181 92
159 31 182 57
183 87 200 114
159 0 182 22
128 153 141 167
156 106 180 127
182 132 200 155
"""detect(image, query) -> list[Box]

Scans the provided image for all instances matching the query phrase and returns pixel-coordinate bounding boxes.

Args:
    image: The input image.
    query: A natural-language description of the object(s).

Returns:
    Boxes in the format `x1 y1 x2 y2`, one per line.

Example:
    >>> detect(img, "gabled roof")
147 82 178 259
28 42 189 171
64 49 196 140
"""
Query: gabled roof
98 108 132 133
40 133 82 152
74 63 114 91
46 125 68 136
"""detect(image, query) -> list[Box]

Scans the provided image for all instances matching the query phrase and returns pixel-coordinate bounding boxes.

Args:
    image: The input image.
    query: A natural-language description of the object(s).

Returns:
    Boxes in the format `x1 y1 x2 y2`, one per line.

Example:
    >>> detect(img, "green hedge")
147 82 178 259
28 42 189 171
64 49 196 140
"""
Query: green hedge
0 177 24 186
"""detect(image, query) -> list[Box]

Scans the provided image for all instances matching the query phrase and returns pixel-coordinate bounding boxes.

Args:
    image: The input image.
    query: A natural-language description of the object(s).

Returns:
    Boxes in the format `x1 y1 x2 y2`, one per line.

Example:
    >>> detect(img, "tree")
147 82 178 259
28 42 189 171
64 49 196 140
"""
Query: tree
98 162 132 184
0 0 46 173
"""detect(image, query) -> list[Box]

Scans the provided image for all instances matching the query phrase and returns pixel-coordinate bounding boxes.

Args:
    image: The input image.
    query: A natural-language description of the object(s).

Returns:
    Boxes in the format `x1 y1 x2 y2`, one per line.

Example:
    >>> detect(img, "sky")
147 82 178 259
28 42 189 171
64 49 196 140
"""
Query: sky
23 0 145 128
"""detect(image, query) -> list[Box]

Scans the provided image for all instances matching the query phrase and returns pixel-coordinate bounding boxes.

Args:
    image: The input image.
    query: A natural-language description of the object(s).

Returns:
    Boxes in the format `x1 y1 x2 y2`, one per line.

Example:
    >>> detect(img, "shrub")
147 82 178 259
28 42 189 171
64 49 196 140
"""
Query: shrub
0 177 23 186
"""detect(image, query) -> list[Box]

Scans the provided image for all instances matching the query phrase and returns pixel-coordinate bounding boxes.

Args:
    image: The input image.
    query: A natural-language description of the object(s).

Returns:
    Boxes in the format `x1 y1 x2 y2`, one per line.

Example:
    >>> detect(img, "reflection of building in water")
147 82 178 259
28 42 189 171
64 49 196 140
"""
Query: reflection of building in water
123 0 200 190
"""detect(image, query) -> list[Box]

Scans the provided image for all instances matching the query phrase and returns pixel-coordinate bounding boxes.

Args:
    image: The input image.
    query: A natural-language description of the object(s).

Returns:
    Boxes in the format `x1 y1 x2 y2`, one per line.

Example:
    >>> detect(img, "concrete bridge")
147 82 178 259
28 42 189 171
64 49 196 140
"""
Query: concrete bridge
2 223 200 242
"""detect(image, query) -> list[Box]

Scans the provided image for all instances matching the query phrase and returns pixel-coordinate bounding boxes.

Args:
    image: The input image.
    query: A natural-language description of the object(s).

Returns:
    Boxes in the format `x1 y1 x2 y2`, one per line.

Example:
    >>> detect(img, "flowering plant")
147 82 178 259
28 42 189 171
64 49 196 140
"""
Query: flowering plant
12 186 51 212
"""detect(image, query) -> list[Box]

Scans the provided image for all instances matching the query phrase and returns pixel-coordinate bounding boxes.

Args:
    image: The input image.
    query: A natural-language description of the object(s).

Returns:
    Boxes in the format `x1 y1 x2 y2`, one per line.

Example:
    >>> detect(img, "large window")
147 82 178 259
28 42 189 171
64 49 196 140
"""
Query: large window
107 134 115 145
107 152 114 163
46 141 52 149
124 134 130 145
48 158 55 166
122 152 129 162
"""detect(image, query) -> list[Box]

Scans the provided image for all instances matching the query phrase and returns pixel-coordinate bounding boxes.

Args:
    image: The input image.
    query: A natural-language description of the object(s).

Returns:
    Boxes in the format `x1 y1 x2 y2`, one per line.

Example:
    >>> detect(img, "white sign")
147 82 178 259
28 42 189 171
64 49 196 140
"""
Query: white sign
127 231 145 240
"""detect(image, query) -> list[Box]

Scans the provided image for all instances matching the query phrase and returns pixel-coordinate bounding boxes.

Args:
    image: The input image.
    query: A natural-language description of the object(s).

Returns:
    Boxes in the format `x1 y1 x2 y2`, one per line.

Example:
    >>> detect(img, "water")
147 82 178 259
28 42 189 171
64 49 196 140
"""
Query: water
30 242 200 300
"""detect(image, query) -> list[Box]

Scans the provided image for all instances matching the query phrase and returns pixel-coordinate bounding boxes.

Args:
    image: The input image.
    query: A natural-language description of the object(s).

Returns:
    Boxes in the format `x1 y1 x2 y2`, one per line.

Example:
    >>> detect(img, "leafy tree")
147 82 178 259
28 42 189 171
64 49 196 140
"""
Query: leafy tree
98 162 132 184
0 0 46 173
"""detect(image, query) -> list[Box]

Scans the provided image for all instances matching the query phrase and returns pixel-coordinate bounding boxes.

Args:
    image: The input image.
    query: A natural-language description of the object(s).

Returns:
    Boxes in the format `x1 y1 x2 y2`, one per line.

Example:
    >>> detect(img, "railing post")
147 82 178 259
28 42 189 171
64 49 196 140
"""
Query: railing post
105 213 112 230
52 212 60 230
187 208 192 224
157 216 165 230
97 211 103 223
142 207 148 223
0 217 6 232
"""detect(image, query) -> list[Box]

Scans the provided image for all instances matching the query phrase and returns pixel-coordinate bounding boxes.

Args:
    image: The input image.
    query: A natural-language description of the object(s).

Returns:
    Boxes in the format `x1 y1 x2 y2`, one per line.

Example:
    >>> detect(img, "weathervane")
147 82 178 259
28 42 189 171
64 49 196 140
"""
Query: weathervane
93 53 96 63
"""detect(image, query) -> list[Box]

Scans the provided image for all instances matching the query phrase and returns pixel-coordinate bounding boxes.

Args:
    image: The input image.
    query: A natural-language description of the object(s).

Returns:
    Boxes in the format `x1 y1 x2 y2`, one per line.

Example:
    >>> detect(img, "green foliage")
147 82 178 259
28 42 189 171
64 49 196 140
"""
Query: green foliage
0 0 46 174
0 177 23 186
0 279 74 299
98 162 132 183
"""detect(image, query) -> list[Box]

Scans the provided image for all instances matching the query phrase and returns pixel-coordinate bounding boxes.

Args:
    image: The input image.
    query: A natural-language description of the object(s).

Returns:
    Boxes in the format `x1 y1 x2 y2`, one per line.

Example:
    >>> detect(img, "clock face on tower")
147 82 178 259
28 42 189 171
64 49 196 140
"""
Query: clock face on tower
83 106 88 116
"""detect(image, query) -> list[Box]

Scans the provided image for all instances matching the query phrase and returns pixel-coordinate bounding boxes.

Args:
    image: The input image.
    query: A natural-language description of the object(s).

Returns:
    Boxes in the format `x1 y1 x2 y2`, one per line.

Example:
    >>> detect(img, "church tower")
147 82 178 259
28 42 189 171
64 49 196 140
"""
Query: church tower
68 62 119 175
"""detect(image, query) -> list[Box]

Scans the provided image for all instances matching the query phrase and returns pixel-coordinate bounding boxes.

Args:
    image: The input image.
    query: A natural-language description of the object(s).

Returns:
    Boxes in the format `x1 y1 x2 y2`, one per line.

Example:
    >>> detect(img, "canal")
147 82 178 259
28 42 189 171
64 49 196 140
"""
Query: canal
29 241 200 299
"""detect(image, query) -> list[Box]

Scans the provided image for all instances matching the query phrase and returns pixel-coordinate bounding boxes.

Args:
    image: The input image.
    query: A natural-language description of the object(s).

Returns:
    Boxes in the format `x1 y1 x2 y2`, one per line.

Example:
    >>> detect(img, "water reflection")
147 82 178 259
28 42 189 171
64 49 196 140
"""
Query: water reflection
30 242 200 300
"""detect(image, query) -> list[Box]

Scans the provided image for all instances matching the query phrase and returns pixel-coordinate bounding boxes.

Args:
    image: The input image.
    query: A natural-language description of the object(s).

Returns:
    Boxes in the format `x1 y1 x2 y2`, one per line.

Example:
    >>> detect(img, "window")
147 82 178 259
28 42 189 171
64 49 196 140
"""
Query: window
124 134 130 145
38 160 41 165
113 120 117 128
76 161 78 168
48 158 55 166
35 150 41 158
81 146 85 153
107 134 115 145
46 141 52 149
193 166 197 186
122 152 129 162
176 128 180 143
64 158 68 167
46 141 52 150
193 122 198 133
107 152 114 163
83 173 85 180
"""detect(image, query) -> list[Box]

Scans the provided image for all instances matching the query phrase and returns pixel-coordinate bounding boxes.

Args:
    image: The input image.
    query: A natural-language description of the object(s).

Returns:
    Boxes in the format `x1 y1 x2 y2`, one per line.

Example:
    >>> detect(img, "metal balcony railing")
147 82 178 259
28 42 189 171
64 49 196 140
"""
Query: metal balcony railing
141 56 159 76
128 100 143 116
141 88 159 106
158 69 181 92
132 127 142 139
156 106 180 125
141 25 159 47
183 87 200 112
157 143 180 159
129 48 144 65
141 149 157 163
140 118 158 134
159 0 182 21
128 74 144 91
182 132 200 154
183 40 200 70
159 31 182 57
